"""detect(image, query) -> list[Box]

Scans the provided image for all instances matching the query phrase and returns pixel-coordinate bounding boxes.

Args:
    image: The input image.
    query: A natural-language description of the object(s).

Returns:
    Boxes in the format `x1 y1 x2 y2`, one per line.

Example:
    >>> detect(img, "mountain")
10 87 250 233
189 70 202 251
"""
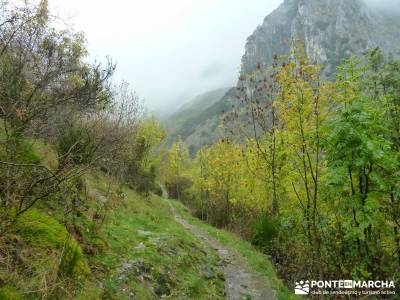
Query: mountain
241 0 400 76
165 0 400 152
164 88 230 133
163 87 233 155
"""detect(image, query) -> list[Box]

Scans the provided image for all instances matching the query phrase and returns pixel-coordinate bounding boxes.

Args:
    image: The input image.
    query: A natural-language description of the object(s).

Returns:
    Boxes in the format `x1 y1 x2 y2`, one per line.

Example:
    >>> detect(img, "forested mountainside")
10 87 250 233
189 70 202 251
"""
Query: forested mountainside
163 88 237 155
166 0 400 151
162 87 230 152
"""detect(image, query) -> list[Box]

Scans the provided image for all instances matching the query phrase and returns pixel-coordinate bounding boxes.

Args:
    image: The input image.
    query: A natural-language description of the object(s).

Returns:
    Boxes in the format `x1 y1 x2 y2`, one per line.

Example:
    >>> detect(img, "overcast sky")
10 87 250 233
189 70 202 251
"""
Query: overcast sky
49 0 283 113
365 0 400 10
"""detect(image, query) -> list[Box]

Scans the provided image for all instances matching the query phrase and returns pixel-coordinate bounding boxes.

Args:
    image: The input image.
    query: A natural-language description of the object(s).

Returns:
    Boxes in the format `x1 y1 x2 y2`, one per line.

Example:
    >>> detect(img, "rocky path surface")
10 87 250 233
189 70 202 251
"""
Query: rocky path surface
167 201 276 300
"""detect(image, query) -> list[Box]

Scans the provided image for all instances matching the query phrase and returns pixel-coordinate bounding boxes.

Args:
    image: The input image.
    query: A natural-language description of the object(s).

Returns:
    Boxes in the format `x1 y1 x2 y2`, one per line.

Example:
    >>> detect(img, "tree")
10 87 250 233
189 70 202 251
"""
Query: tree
0 1 132 223
163 139 191 201
126 118 165 195
325 53 397 277
273 45 329 274
193 140 242 227
235 56 285 216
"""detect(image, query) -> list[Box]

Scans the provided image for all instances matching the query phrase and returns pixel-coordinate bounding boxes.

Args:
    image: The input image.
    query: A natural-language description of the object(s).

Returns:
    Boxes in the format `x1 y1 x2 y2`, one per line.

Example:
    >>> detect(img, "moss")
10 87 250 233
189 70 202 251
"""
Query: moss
15 210 69 248
59 238 90 279
0 285 22 300
15 209 90 279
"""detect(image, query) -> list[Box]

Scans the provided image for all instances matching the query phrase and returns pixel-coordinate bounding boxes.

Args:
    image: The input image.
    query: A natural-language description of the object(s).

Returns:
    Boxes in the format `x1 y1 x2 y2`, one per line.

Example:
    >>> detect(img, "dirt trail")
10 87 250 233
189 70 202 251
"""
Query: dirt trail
168 202 276 300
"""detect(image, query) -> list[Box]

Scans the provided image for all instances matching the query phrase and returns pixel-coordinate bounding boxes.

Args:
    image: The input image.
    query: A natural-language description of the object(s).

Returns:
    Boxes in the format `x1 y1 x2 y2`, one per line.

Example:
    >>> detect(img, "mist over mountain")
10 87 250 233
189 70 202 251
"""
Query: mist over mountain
364 0 400 14
166 0 400 151
241 0 400 76
162 87 232 153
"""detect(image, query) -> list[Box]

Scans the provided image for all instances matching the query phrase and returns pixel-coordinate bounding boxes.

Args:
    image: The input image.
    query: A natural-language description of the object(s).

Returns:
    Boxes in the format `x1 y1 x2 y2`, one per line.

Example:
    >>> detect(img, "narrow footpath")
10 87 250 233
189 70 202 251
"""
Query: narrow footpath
167 201 276 300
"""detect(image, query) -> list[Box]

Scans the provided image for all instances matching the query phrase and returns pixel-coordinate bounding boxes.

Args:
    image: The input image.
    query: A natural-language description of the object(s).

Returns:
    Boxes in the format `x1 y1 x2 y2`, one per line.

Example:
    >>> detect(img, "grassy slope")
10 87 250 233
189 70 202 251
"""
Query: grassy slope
0 171 225 299
170 199 298 300
82 173 225 299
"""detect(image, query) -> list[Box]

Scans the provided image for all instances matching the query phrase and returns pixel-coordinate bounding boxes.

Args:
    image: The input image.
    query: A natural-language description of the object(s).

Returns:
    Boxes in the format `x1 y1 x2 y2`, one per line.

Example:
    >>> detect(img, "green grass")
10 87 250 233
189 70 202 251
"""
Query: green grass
170 199 299 300
1 166 294 299
0 285 22 300
0 172 226 299
82 173 225 299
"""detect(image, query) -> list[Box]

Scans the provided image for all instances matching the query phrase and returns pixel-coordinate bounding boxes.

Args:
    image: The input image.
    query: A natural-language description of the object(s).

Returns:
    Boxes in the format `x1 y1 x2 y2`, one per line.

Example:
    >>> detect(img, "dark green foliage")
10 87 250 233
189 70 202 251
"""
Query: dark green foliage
57 126 96 165
165 176 193 202
250 215 278 250
133 165 162 196
0 135 41 164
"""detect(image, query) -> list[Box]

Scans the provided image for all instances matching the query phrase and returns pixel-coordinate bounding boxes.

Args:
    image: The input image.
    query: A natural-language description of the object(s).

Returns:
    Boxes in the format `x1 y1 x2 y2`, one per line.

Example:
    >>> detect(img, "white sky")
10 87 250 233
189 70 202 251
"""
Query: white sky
49 0 283 113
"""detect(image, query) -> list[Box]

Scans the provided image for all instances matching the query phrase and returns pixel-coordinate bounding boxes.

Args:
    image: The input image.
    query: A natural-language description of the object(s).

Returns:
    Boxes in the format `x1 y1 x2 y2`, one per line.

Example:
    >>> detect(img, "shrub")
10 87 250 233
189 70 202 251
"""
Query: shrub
250 215 278 250
130 164 163 196
134 168 155 195
59 238 90 279
57 126 96 164
152 183 163 197
4 136 41 164
165 176 193 201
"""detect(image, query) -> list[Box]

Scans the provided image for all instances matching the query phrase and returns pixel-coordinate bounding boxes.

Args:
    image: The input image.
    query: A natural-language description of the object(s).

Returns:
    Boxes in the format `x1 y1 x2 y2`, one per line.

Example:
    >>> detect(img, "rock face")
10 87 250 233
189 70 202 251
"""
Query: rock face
241 0 400 76
166 0 400 152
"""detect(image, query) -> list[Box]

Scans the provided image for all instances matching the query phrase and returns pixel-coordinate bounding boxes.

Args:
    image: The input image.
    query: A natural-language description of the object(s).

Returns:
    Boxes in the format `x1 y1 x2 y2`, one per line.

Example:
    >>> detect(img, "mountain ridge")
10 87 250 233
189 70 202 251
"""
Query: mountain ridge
165 0 400 152
241 0 400 76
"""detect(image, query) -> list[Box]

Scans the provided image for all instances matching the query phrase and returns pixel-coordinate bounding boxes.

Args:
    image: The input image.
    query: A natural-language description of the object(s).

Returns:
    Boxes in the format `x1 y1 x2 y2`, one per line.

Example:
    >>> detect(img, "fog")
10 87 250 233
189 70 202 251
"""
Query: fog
48 0 400 115
49 0 283 115
364 0 400 13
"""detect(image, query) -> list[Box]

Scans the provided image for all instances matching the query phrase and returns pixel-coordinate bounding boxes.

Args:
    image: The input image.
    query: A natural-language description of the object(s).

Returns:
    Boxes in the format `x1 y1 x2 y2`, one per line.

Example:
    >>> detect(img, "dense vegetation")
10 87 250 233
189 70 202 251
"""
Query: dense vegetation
161 46 400 285
0 1 193 298
1 1 399 299
1 2 292 299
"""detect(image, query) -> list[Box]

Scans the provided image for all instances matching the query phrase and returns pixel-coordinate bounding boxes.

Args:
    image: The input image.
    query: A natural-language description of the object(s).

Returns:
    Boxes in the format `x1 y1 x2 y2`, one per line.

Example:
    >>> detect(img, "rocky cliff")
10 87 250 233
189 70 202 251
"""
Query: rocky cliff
166 0 400 152
241 0 400 76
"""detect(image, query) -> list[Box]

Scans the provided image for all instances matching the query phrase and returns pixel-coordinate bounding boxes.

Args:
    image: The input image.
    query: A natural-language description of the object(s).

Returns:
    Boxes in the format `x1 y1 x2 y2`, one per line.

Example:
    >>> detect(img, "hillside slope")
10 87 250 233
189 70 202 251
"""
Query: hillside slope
165 87 230 131
0 170 294 299
163 88 233 154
